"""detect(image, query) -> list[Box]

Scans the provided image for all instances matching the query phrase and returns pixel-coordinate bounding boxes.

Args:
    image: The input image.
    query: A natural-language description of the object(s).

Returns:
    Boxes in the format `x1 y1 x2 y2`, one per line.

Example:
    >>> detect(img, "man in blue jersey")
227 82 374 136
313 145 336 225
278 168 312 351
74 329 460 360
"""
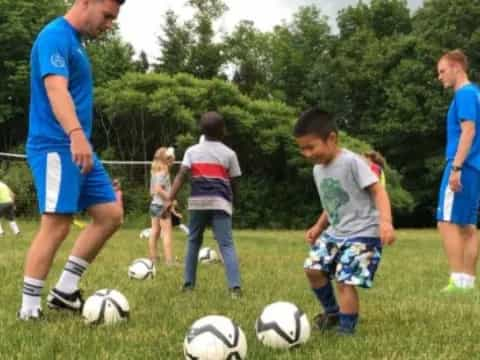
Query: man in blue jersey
19 0 126 320
437 50 480 292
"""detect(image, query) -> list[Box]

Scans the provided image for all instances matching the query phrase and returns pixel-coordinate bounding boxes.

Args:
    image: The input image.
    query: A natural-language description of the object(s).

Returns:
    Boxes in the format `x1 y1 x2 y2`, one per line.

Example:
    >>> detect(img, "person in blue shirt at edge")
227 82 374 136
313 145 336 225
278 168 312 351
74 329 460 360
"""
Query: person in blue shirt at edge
19 0 126 320
436 49 480 292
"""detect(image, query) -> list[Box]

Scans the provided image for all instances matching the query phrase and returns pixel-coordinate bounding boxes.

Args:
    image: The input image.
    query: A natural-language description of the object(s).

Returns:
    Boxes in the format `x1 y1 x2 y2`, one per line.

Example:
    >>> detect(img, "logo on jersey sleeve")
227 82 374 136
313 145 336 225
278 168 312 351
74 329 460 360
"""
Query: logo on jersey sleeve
50 53 66 68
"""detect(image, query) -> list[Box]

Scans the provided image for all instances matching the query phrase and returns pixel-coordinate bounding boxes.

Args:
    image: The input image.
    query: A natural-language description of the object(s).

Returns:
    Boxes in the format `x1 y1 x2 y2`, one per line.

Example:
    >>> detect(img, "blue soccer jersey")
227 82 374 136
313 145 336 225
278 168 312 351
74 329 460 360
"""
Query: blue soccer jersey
27 17 93 152
26 17 115 214
445 83 480 170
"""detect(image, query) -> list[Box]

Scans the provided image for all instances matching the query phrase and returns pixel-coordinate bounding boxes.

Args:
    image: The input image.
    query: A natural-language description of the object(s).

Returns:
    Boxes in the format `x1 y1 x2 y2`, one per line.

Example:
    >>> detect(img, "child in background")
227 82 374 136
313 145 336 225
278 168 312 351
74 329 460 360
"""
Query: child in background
364 150 386 186
0 180 21 236
294 108 395 335
149 147 175 265
165 111 242 298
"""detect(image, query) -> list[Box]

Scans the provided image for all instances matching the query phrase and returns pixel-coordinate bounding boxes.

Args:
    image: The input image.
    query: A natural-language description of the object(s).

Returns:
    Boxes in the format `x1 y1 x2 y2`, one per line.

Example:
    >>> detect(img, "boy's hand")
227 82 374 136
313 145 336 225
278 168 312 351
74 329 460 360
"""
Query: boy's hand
305 224 322 246
160 200 173 218
380 221 395 245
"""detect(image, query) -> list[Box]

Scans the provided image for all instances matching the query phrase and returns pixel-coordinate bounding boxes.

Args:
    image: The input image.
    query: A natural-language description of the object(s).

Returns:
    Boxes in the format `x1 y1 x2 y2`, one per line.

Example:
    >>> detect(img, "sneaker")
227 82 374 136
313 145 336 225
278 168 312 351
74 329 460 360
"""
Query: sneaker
230 287 242 299
47 288 84 312
313 312 339 331
18 308 44 321
182 283 194 292
441 279 467 294
337 326 355 336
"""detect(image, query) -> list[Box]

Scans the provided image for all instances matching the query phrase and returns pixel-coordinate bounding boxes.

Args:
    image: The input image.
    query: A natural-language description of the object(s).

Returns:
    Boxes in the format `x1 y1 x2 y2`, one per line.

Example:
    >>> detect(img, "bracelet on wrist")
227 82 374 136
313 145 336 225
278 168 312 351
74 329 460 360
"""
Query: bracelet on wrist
68 127 83 137
451 165 462 172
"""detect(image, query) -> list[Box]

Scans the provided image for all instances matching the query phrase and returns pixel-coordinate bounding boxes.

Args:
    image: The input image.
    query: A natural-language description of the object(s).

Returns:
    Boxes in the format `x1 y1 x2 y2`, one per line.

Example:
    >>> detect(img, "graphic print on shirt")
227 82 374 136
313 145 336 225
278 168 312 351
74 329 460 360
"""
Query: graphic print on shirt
320 178 350 226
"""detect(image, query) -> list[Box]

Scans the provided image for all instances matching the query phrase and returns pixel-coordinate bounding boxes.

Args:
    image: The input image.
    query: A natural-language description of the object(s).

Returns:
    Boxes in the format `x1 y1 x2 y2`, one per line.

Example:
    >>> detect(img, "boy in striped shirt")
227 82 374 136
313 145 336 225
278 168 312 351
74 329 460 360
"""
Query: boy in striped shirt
166 112 242 298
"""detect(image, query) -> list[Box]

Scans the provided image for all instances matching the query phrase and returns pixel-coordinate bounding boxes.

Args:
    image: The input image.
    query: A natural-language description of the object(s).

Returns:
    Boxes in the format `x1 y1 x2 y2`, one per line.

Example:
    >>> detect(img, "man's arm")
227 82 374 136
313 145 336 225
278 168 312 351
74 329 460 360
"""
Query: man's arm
450 120 475 191
44 75 93 173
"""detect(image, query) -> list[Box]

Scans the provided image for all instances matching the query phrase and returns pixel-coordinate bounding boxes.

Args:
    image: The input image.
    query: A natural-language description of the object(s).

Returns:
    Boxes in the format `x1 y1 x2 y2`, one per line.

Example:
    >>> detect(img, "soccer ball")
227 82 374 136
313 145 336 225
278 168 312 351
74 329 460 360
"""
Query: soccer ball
255 301 311 349
198 247 219 263
139 228 151 239
128 258 156 280
183 315 247 360
82 289 130 325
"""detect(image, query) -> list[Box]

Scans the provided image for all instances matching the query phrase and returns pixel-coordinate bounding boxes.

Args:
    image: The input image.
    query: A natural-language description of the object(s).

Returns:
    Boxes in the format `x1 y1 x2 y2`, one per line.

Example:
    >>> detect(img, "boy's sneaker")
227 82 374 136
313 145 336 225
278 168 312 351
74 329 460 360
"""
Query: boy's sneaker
337 327 355 336
181 283 194 292
47 288 84 312
17 308 44 321
230 287 242 299
313 312 339 331
441 279 467 294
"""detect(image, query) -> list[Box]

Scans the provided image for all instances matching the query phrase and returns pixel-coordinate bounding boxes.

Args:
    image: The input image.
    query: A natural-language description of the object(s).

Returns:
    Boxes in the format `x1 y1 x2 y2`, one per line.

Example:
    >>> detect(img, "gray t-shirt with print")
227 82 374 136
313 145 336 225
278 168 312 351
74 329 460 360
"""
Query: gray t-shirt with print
150 172 171 206
313 149 379 238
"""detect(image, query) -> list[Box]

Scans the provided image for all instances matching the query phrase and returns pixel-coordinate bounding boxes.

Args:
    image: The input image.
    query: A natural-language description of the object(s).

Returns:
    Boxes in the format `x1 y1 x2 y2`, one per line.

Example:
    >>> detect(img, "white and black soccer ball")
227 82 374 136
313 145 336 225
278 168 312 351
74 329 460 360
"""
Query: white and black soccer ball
139 228 151 239
128 258 156 280
184 315 247 360
255 301 311 349
82 289 130 325
198 247 219 264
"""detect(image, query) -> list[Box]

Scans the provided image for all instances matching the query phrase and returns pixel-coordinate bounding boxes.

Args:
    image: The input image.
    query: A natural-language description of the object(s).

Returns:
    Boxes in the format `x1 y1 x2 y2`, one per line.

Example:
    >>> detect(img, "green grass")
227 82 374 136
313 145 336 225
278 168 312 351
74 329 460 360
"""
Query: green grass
1 223 480 359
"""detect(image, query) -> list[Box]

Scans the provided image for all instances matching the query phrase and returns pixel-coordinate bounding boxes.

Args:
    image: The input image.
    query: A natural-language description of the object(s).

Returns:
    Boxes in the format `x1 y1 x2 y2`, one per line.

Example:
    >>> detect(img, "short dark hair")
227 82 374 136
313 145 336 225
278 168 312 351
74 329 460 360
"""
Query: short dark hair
200 111 225 139
293 107 338 140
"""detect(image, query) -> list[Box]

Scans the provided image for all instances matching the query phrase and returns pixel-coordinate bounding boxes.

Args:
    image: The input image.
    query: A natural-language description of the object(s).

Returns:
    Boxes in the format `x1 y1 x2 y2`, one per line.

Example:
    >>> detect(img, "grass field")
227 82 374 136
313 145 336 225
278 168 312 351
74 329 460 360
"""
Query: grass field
1 223 480 359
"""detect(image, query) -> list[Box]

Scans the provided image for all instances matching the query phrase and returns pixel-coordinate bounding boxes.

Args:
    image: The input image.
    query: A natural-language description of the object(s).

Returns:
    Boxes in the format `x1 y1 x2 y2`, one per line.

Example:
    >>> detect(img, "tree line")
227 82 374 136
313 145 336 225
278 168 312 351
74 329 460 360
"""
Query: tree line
0 0 478 227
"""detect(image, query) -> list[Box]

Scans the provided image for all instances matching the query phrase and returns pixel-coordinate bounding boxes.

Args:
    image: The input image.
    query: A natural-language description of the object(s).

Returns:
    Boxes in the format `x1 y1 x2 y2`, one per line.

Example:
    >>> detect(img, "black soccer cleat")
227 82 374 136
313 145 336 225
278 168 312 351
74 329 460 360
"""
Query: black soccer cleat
313 312 339 331
47 288 84 312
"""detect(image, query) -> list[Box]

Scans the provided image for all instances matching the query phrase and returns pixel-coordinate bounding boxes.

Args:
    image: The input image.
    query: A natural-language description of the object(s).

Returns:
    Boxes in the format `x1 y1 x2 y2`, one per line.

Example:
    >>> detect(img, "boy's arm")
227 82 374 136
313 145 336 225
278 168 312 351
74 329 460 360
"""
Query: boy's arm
231 177 239 208
368 182 395 245
306 210 328 245
160 166 189 217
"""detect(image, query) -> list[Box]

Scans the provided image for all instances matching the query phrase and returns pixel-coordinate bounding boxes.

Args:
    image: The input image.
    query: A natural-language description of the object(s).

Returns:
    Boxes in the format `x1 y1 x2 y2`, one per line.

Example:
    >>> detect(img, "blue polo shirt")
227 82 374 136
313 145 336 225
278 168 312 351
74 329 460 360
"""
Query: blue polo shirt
27 17 93 152
445 83 480 170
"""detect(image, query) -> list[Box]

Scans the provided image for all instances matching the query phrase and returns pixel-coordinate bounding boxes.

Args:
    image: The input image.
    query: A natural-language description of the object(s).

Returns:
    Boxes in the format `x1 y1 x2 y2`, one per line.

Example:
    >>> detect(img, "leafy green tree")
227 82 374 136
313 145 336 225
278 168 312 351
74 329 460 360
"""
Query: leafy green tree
154 10 193 74
94 72 413 227
0 0 67 149
86 29 137 86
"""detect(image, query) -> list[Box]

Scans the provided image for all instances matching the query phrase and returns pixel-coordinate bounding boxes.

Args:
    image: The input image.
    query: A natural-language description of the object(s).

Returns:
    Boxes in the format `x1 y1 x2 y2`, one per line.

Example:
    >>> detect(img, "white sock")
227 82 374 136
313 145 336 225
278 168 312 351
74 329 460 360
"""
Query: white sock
55 256 89 294
179 224 189 235
9 221 20 235
21 276 44 312
450 272 463 287
0 223 3 235
462 274 475 288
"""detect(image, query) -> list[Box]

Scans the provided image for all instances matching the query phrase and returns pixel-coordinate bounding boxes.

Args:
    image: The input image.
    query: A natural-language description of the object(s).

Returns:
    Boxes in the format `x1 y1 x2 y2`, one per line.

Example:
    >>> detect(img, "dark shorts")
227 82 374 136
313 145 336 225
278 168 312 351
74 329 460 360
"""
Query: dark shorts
0 203 15 221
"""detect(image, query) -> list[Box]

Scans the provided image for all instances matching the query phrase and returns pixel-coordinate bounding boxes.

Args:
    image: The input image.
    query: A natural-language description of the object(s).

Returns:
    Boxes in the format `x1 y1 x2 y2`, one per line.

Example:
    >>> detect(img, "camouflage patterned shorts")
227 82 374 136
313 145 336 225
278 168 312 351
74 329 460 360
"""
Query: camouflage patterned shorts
304 233 382 288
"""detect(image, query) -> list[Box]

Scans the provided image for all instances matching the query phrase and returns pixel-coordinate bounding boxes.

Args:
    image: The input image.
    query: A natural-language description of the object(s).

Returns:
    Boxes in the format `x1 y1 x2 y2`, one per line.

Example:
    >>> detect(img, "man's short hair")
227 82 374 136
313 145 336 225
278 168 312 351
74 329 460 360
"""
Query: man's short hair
439 49 469 72
200 111 225 139
293 107 338 140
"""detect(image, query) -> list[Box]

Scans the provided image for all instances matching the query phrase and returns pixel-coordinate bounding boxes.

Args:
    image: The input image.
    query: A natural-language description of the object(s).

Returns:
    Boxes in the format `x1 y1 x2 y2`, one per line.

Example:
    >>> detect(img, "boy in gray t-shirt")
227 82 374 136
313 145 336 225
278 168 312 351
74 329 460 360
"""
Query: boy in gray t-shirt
294 107 395 335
